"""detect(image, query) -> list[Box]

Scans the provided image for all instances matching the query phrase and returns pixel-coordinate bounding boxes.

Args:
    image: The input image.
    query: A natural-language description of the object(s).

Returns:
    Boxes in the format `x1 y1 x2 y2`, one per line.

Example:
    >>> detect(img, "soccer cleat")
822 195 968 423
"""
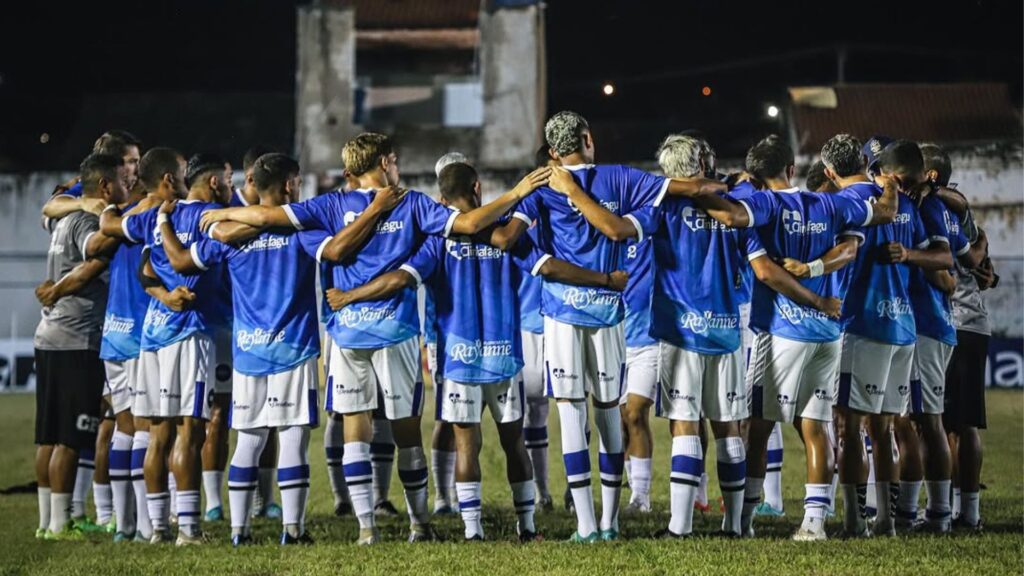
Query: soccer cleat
599 528 620 541
374 500 400 517
71 515 103 533
149 529 174 544
872 517 896 537
518 530 543 543
792 526 827 541
408 523 442 543
538 494 554 513
43 522 86 542
433 501 455 515
753 502 785 517
280 531 314 545
34 528 46 540
204 506 224 522
175 530 209 546
231 534 254 547
357 527 381 546
133 532 149 543
334 501 353 517
839 524 873 539
465 534 485 542
624 499 652 514
567 531 599 543
653 528 689 540
952 517 984 534
911 519 951 534
112 531 136 543
264 503 282 519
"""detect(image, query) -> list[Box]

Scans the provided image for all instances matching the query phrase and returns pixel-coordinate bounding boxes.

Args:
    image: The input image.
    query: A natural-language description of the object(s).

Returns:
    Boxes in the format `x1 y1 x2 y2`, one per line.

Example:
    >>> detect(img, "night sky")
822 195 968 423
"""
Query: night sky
0 0 1020 168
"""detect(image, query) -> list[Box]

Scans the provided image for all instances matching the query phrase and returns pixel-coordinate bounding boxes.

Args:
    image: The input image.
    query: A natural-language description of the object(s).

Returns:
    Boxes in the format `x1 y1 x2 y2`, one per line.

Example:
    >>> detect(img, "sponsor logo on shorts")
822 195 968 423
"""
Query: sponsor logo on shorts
561 287 619 311
667 389 696 401
334 382 363 395
337 306 398 328
679 310 738 335
236 328 286 351
777 394 796 407
814 388 830 401
76 414 100 433
598 371 616 384
550 368 579 381
931 385 943 396
864 383 884 396
159 387 181 400
382 386 401 401
897 384 909 396
267 396 295 409
448 392 474 406
496 392 509 404
876 297 912 320
232 400 251 412
726 391 745 403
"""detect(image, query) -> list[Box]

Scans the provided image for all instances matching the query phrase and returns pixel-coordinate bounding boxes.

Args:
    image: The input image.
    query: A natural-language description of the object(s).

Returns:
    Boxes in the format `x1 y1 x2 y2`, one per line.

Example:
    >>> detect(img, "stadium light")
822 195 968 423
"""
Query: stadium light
766 104 780 118
701 86 712 97
602 83 615 96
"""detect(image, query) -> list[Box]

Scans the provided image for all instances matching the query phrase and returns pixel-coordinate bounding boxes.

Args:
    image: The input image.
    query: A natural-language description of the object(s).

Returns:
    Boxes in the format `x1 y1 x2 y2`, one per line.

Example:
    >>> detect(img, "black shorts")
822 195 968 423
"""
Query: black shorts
35 349 106 449
943 331 989 431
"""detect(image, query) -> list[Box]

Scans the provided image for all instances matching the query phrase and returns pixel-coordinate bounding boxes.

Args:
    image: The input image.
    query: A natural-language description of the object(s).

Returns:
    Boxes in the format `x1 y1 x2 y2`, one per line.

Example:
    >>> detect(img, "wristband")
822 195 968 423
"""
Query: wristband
807 259 825 278
156 213 169 226
102 204 120 214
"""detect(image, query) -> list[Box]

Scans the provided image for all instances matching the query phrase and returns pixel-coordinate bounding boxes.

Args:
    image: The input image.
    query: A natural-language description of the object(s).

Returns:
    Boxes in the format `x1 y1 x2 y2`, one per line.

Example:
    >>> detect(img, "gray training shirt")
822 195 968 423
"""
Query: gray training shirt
951 259 990 336
34 210 109 351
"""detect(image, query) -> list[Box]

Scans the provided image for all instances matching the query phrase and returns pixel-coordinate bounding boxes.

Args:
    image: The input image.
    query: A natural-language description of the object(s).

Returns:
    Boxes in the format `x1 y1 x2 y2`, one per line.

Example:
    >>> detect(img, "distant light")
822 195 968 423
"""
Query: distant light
39 133 50 144
767 105 780 118
602 83 615 96
701 86 712 97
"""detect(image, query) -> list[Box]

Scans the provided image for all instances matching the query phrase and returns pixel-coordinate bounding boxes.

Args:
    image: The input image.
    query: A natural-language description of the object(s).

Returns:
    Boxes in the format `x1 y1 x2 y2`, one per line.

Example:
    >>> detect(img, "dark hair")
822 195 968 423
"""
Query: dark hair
820 133 864 178
878 140 924 178
920 143 952 186
534 144 552 168
138 147 183 189
745 135 794 181
93 130 141 157
252 153 300 191
437 162 478 204
80 153 124 194
185 153 228 189
805 160 833 192
243 144 277 171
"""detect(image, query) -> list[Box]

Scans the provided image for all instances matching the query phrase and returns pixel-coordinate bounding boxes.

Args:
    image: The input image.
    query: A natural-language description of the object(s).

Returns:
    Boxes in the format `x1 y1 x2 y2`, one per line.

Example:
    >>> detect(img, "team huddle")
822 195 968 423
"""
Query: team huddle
32 110 996 546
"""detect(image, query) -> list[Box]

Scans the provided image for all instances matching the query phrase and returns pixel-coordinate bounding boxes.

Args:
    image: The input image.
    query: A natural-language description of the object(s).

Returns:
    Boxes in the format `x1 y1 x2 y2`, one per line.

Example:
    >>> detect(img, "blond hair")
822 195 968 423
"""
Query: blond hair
342 133 393 176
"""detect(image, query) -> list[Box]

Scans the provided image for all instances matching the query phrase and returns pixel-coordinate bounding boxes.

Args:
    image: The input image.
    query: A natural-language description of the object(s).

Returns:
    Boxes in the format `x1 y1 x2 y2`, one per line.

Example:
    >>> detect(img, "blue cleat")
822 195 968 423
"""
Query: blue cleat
599 528 620 541
204 506 224 522
231 534 254 547
264 503 282 519
568 531 599 543
753 502 785 517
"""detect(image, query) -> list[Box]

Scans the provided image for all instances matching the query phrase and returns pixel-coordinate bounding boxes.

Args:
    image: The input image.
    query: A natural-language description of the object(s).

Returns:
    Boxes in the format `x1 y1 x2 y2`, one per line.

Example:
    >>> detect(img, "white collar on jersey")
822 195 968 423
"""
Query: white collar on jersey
179 198 202 204
562 164 594 171
775 186 800 194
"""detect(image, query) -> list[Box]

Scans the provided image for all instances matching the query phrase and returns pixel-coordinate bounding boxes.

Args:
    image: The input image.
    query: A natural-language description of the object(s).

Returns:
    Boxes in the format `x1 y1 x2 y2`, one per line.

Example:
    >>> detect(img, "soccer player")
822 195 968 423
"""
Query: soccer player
325 162 627 541
34 153 128 539
42 130 143 225
157 152 321 545
198 132 551 544
833 140 955 537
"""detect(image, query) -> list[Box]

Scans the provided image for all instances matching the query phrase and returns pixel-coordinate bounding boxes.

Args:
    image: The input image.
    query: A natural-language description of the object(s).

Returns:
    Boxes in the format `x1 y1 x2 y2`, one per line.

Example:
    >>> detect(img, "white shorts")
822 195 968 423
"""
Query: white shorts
229 357 320 430
104 358 138 416
837 333 914 415
655 342 747 422
748 333 839 423
326 336 424 419
908 336 954 416
521 330 544 400
739 302 754 370
425 341 438 382
438 377 524 425
621 344 659 404
212 330 233 394
543 316 625 403
136 333 214 420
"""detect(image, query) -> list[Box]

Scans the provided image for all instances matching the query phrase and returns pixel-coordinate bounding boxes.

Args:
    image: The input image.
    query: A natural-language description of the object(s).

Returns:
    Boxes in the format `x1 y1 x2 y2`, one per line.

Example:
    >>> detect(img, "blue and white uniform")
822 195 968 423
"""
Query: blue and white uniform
518 226 546 402
190 226 322 429
512 164 668 402
401 234 550 424
422 289 439 378
284 189 458 419
836 183 929 415
621 221 659 403
908 196 970 415
741 187 873 423
121 201 233 419
728 182 759 366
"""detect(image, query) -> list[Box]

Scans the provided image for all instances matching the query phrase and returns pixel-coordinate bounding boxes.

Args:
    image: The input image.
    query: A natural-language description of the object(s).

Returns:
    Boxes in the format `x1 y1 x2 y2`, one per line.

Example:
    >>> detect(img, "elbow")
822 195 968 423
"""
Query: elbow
608 226 634 242
874 208 896 226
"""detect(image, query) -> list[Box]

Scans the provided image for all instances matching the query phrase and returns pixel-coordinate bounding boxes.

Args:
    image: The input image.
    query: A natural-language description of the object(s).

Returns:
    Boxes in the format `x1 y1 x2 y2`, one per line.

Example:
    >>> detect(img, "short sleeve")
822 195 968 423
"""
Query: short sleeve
743 228 767 262
284 193 341 232
399 236 443 285
413 192 459 237
73 215 100 257
946 210 970 257
624 167 670 209
55 182 84 199
122 208 154 245
833 194 873 231
736 190 777 228
909 204 929 249
190 237 230 271
512 193 541 226
508 233 552 277
229 189 249 208
623 205 659 243
297 229 331 262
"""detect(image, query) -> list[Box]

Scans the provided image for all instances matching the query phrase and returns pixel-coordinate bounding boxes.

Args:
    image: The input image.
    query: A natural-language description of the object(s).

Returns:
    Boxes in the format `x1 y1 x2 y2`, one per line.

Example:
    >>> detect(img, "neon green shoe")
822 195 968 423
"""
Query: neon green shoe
43 522 86 541
101 519 117 534
34 528 46 539
599 528 620 541
71 516 103 533
568 531 599 543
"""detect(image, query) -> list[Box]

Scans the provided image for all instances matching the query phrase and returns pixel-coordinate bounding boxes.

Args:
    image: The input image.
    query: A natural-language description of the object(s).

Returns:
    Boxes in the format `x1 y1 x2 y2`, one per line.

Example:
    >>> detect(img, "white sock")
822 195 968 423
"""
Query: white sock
925 480 951 524
72 449 95 518
278 426 311 534
432 449 455 507
696 472 709 507
669 436 702 535
717 437 746 535
456 481 483 539
110 430 135 534
524 397 550 498
147 492 170 532
593 405 624 532
370 419 395 506
864 435 876 516
257 468 276 510
176 490 201 535
951 487 961 519
343 442 375 529
875 481 892 525
228 429 267 535
742 476 764 533
38 487 51 531
558 401 597 537
202 471 224 514
629 457 652 506
802 483 831 531
324 418 348 507
93 484 113 525
168 473 178 516
131 431 152 538
511 480 536 534
962 491 980 526
897 480 922 522
49 492 72 533
764 423 784 510
397 446 429 526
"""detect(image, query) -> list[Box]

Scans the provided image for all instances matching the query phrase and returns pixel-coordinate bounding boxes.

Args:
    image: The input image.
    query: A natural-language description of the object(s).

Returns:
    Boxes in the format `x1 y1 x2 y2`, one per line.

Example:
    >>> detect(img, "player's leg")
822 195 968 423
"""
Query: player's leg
656 343 705 538
273 357 319 544
491 378 539 540
109 408 137 541
201 392 230 522
85 413 114 531
758 423 785 516
703 346 748 537
948 330 988 530
910 336 954 532
370 413 397 515
324 413 351 516
622 344 657 513
893 415 922 528
254 429 281 518
169 333 214 543
431 420 457 514
71 433 97 528
589 322 626 540
520 330 551 510
440 378 486 540
227 426 269 545
871 342 914 536
33 349 56 538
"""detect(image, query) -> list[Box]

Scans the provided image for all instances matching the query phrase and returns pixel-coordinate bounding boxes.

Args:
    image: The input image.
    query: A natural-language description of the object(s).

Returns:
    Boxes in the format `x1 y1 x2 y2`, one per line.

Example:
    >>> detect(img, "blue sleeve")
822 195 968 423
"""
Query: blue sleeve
228 189 248 208
57 182 84 199
624 167 669 210
909 203 929 249
284 193 341 232
945 209 970 257
623 205 659 243
297 229 331 261
508 234 551 277
191 236 231 271
743 228 767 260
413 192 459 237
921 198 968 257
122 209 154 246
833 194 872 232
400 236 442 284
511 192 541 226
736 190 776 228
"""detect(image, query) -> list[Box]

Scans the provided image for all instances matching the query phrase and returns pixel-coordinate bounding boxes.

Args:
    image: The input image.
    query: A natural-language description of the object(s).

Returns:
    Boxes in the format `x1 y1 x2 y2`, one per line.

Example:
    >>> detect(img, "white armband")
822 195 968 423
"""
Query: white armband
102 204 120 213
156 213 169 226
807 259 825 278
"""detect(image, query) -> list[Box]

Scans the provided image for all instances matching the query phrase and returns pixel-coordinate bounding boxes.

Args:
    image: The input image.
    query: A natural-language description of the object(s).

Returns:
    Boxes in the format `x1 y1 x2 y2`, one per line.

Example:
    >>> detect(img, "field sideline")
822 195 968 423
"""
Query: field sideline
0 388 1020 576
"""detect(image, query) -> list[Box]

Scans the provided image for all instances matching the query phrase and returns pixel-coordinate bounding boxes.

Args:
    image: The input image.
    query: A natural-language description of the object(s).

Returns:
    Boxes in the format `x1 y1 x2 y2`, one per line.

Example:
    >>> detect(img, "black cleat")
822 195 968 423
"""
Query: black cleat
280 531 315 545
653 528 690 540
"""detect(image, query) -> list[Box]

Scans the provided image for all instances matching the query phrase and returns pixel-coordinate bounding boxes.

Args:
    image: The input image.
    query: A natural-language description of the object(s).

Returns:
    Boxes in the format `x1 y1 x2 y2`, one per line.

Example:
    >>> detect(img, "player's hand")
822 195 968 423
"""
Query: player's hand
512 167 552 199
81 197 108 215
58 176 80 192
906 182 933 206
605 270 629 291
35 280 57 307
326 288 349 310
200 209 229 232
816 296 842 319
881 241 908 264
370 186 407 212
547 167 578 197
782 257 810 279
973 258 996 290
159 199 177 215
162 286 196 312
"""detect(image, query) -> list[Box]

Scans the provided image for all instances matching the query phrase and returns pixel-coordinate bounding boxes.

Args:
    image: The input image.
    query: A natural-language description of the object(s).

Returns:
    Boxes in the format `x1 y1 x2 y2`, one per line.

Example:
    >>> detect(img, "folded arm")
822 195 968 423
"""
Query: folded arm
750 256 840 318
782 237 860 279
537 258 628 291
35 258 109 307
326 270 416 310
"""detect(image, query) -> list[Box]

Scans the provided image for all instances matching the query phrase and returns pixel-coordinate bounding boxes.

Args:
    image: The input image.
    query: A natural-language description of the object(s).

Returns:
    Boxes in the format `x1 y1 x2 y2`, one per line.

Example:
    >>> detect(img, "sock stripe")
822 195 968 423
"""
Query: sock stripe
670 477 700 487
563 450 591 475
280 483 311 491
277 465 311 483
671 454 703 477
567 479 591 490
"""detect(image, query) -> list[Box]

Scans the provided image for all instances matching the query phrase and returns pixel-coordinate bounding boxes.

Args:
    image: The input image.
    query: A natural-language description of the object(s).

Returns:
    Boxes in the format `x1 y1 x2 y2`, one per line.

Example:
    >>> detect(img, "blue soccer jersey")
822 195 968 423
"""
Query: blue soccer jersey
910 196 970 345
622 228 655 348
517 226 544 335
229 188 250 208
295 228 335 322
401 234 550 384
743 188 873 343
191 230 320 376
728 182 761 304
512 164 668 328
59 182 84 198
284 189 459 349
122 201 233 350
838 182 929 345
99 202 150 361
422 288 438 345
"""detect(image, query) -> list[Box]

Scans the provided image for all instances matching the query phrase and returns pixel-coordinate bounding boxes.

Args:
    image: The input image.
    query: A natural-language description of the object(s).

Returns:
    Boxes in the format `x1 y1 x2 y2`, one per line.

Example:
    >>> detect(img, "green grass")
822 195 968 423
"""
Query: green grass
0 389 1021 576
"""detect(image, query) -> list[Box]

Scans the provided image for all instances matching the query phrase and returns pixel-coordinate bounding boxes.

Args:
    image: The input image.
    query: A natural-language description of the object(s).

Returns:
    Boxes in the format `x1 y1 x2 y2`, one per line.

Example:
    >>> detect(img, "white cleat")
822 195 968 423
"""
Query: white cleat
624 499 652 514
357 527 380 546
792 525 828 541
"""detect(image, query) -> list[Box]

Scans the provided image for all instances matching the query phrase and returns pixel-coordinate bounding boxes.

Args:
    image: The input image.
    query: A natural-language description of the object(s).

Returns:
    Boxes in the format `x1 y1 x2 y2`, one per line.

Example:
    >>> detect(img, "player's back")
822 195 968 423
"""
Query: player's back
100 206 150 361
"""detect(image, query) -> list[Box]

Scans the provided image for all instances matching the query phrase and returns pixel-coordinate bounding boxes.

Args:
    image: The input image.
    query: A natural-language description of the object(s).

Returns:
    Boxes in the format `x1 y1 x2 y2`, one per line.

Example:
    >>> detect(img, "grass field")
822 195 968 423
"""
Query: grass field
0 388 1021 576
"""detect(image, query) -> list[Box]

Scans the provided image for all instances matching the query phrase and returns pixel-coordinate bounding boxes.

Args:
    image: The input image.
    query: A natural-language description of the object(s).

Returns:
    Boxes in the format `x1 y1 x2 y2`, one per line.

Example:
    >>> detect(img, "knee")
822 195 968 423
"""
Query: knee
622 404 649 429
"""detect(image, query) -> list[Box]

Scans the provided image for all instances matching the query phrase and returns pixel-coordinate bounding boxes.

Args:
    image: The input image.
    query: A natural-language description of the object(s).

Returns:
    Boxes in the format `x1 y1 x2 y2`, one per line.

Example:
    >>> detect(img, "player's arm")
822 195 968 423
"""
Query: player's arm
547 167 638 241
34 258 109 307
781 236 860 279
925 269 957 295
448 167 551 236
326 270 416 311
536 257 628 291
958 227 988 270
198 205 293 231
320 186 406 263
136 249 196 311
480 218 530 252
749 255 841 318
42 196 108 220
865 174 899 225
155 201 202 274
208 221 263 245
883 241 953 271
934 186 969 219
